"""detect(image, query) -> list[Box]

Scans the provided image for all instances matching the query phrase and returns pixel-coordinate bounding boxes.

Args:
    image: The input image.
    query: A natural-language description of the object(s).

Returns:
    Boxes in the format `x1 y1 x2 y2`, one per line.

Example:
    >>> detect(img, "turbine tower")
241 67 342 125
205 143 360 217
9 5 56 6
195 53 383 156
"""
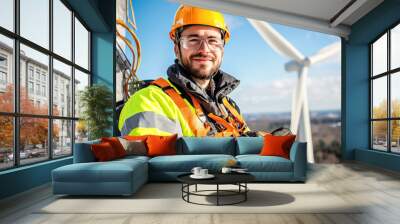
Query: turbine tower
248 18 340 163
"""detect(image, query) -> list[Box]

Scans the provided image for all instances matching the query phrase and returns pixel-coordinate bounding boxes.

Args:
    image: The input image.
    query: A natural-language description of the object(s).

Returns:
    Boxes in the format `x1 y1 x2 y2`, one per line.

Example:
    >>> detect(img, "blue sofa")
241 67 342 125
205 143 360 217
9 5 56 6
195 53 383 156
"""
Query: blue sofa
52 137 307 196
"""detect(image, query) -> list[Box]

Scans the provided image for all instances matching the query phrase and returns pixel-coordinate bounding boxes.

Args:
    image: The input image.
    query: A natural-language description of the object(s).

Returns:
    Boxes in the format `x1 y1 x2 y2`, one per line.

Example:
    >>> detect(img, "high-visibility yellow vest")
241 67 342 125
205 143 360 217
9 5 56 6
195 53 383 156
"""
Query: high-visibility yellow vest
118 78 249 137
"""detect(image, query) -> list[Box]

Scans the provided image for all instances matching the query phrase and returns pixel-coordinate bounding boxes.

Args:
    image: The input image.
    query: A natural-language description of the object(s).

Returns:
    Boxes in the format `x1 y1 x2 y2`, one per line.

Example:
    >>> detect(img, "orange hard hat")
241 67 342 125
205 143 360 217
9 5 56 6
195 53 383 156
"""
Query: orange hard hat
169 5 230 43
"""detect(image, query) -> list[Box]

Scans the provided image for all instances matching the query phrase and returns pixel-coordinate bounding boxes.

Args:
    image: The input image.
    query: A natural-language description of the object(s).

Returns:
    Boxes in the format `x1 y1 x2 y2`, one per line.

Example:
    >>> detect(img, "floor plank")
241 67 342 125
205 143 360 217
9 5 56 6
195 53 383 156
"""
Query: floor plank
1 162 400 224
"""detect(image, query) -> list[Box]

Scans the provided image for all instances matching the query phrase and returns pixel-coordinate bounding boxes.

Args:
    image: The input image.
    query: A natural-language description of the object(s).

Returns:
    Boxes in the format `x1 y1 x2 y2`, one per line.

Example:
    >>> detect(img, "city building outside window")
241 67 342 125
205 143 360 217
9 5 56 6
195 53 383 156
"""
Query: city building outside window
0 0 91 170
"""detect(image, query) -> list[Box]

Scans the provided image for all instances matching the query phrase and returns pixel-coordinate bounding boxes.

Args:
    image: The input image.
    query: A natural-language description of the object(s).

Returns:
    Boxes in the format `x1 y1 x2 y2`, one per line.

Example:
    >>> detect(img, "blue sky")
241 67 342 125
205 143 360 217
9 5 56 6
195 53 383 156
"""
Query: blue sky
125 0 341 114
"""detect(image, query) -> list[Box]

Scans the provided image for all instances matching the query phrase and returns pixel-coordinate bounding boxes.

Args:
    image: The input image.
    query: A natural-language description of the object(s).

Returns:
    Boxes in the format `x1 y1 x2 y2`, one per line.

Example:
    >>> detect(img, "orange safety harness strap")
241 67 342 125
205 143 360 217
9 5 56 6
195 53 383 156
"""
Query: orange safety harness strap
150 78 210 136
151 78 247 137
222 98 244 125
222 97 249 133
208 113 240 137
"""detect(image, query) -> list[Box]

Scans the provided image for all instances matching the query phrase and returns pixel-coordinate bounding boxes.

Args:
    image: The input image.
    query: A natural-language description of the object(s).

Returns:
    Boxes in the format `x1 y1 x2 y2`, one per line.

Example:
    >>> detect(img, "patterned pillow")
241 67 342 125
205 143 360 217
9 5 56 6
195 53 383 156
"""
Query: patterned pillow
118 137 147 156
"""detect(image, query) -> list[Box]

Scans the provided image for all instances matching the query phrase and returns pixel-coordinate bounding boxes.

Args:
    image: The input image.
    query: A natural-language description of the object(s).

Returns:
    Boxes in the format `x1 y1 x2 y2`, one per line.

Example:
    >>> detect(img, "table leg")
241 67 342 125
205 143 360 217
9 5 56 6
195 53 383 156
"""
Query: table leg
187 184 190 202
181 184 183 199
217 184 219 206
195 184 197 192
245 183 247 201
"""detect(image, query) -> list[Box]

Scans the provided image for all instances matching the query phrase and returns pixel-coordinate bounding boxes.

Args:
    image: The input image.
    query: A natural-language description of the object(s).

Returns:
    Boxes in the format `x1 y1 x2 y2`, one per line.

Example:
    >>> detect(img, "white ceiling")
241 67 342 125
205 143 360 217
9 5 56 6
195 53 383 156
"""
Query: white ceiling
174 0 384 38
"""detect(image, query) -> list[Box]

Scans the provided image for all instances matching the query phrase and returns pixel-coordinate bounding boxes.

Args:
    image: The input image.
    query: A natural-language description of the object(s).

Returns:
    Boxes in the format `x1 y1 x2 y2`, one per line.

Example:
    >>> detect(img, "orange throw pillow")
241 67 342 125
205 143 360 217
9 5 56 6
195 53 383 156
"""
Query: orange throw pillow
101 137 126 158
91 142 118 161
146 134 178 157
260 134 296 159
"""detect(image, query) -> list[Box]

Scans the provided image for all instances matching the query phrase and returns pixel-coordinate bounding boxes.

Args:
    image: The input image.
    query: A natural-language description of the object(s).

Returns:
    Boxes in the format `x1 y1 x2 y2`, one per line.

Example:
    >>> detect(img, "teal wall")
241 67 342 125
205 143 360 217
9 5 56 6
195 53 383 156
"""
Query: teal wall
92 31 116 136
0 0 116 200
0 158 72 199
343 0 400 171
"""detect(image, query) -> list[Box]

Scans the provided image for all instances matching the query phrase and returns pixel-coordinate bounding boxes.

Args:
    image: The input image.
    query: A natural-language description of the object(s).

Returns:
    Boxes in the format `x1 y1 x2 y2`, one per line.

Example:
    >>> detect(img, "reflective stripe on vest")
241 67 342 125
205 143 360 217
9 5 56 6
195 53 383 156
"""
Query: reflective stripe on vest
121 111 183 136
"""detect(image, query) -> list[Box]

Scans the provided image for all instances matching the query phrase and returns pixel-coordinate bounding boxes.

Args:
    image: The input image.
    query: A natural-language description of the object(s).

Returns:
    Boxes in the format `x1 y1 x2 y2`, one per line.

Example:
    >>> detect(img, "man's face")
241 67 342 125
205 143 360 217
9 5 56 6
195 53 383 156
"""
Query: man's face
175 25 224 80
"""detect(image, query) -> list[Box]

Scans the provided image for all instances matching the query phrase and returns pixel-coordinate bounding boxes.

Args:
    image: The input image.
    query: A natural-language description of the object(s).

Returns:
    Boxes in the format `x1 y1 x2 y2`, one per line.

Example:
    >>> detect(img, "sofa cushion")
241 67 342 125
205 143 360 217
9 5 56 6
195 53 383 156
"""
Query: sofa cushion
146 134 177 157
52 160 145 183
177 137 236 155
236 155 293 172
118 138 147 156
236 137 264 155
91 142 118 162
260 134 296 159
52 157 148 195
114 155 150 164
101 137 127 158
73 140 100 163
148 154 235 172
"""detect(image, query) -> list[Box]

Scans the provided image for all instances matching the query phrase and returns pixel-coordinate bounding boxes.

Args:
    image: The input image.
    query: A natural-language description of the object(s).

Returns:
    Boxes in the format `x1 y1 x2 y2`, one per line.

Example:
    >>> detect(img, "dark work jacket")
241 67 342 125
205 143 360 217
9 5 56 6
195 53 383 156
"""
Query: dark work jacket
167 60 242 134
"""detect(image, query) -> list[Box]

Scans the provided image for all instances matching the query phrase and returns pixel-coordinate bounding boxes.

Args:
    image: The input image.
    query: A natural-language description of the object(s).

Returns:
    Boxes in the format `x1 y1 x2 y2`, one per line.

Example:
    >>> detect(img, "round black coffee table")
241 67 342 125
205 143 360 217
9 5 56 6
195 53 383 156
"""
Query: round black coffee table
177 173 255 206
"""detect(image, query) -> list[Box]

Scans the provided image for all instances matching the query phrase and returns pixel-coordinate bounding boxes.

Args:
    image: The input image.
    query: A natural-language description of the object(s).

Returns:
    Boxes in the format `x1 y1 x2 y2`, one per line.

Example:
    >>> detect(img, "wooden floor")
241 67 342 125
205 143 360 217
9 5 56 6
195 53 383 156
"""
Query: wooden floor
1 162 400 224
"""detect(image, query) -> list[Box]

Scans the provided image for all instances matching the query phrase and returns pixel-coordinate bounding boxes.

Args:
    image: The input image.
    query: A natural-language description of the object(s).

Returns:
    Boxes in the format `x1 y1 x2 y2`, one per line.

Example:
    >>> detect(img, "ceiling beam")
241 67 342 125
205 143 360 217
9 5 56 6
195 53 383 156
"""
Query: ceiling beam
330 0 368 27
173 0 351 38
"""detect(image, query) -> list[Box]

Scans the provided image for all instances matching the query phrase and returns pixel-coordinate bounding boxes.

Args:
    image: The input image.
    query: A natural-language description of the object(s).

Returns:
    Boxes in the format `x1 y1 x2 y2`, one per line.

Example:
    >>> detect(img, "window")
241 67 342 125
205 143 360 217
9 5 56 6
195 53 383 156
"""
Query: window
53 0 72 60
0 0 91 170
0 54 7 86
0 54 7 67
0 35 13 113
36 83 40 95
0 71 6 85
0 0 14 32
370 23 400 154
41 73 46 83
42 85 46 97
28 67 34 80
35 70 41 81
28 81 34 94
75 17 89 70
20 0 49 49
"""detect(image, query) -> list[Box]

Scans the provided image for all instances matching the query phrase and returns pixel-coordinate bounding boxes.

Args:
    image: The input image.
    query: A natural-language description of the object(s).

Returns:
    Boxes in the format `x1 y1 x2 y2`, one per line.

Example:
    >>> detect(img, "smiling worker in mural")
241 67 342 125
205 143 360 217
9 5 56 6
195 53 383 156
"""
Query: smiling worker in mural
119 5 259 137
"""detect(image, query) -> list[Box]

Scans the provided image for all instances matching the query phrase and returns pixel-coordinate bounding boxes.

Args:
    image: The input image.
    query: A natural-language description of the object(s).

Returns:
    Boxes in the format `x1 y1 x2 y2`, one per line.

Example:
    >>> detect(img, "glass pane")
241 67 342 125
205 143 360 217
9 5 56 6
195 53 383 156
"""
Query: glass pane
74 69 89 118
20 117 49 165
0 35 14 112
0 116 13 170
53 0 71 60
74 17 89 70
20 44 49 115
391 120 400 153
391 24 400 70
372 33 387 76
75 120 88 143
392 72 400 118
53 119 72 158
372 77 387 119
53 59 72 117
372 121 388 151
20 0 49 49
0 0 14 31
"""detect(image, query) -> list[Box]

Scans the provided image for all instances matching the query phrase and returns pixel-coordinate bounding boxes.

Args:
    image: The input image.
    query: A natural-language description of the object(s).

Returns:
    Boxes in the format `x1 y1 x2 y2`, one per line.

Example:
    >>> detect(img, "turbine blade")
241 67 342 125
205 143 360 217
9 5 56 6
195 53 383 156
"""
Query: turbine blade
247 18 304 62
308 42 340 65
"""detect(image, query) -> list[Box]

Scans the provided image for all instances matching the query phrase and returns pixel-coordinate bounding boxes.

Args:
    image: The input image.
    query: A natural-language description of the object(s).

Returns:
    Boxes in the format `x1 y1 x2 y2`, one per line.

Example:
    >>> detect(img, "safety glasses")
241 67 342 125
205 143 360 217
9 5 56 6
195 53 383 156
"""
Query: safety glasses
179 36 224 51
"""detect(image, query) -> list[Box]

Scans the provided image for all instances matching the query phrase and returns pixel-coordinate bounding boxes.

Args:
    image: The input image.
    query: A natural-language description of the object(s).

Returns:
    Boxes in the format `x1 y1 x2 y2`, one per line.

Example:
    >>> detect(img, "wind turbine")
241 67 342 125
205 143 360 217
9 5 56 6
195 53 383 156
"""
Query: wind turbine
247 18 340 163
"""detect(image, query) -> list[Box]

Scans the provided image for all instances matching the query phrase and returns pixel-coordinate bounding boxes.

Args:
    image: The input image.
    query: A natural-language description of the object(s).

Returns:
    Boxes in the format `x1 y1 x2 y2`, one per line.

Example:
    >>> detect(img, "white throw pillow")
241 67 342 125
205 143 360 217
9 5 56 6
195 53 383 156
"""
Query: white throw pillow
118 137 147 156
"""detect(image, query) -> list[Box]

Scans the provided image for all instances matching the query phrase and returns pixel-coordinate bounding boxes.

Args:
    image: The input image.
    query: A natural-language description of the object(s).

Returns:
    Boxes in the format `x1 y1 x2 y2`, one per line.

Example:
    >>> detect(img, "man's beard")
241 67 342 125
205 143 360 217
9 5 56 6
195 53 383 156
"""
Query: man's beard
182 54 220 80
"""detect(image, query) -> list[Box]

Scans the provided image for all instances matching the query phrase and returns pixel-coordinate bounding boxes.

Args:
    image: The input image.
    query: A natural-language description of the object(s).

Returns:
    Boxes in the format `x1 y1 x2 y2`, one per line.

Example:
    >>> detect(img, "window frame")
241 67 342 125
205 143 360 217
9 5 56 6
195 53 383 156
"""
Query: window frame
370 20 400 154
0 0 92 171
